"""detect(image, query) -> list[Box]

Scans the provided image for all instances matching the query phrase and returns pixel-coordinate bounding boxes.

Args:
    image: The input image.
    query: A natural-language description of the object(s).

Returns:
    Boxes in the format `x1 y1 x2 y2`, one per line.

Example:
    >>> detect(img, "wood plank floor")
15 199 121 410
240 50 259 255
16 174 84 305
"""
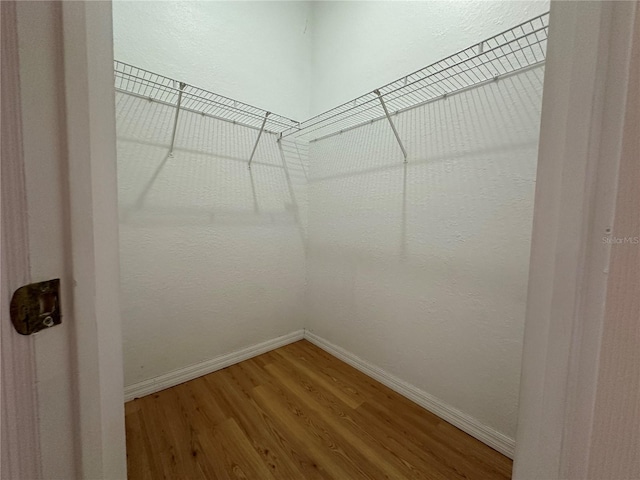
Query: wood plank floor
125 340 512 479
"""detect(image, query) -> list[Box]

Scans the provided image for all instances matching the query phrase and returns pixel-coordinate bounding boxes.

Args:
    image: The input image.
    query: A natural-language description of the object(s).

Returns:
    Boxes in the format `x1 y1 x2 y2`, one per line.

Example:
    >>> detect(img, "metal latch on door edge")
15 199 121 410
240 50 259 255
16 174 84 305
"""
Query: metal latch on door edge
10 279 61 335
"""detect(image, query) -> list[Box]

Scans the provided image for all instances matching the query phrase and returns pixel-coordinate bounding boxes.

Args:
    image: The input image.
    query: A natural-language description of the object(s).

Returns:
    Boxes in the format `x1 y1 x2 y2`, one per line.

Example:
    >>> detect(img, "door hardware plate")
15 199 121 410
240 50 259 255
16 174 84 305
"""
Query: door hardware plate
10 279 61 335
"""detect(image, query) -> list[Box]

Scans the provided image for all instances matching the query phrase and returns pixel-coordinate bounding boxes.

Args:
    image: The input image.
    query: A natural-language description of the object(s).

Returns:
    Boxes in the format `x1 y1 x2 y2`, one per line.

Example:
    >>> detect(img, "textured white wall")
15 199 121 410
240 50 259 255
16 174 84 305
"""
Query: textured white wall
306 66 544 439
112 1 312 121
116 93 308 387
310 0 549 115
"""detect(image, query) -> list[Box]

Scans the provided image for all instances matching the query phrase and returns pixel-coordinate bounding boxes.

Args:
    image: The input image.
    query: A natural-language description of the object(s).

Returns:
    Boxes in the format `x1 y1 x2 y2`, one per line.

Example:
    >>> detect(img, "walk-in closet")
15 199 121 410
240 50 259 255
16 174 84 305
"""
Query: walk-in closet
5 0 638 478
114 2 549 478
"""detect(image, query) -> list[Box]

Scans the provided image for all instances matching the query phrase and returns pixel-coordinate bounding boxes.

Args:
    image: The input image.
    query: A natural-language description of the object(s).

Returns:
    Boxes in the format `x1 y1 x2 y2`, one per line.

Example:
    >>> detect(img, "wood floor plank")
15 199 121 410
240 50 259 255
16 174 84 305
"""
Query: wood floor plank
204 369 328 480
273 348 364 409
264 360 436 480
269 349 473 480
136 392 197 479
171 381 232 480
125 398 141 416
283 341 442 426
126 340 513 479
125 409 154 480
248 350 278 368
205 418 278 480
253 383 377 479
155 387 208 480
285 343 511 478
177 377 230 429
358 400 511 479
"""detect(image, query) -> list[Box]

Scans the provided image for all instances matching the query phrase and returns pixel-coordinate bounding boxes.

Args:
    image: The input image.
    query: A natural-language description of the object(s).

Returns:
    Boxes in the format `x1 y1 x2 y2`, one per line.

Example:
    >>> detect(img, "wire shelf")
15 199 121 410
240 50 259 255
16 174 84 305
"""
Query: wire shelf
282 11 549 142
114 11 548 144
114 61 300 134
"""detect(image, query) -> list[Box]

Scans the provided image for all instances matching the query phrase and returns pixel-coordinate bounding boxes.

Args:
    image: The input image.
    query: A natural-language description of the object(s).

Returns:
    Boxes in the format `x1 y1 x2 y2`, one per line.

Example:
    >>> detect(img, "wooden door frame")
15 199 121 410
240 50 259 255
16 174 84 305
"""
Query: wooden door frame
1 1 42 478
2 1 126 478
61 2 126 478
514 1 639 478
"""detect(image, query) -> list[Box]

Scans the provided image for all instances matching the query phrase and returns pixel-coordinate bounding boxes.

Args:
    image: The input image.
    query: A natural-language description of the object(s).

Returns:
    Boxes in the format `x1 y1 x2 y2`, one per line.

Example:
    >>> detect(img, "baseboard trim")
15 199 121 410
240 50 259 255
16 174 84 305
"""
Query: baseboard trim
303 330 515 459
124 330 305 402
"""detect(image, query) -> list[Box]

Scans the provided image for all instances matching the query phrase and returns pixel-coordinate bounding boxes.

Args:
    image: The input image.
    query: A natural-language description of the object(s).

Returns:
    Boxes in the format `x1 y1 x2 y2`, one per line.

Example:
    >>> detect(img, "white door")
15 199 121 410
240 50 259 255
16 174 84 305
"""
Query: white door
1 1 126 478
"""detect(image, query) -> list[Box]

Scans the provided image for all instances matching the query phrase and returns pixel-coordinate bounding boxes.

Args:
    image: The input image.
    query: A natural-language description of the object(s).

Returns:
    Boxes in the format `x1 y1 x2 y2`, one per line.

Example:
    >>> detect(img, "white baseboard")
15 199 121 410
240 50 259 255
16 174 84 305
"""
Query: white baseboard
124 330 304 402
303 330 516 459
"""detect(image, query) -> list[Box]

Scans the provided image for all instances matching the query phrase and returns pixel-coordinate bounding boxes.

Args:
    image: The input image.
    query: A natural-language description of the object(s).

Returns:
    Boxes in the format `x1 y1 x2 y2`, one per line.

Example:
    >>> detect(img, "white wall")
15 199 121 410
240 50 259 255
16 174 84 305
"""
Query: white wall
116 93 308 388
113 1 311 391
112 1 312 121
306 65 544 440
310 0 549 115
302 0 547 443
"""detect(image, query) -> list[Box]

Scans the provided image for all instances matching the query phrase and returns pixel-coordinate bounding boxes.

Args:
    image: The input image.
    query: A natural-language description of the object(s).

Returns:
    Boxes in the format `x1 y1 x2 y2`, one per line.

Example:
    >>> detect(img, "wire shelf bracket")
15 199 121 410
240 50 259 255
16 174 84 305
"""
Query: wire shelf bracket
375 89 408 163
168 81 186 157
248 111 270 169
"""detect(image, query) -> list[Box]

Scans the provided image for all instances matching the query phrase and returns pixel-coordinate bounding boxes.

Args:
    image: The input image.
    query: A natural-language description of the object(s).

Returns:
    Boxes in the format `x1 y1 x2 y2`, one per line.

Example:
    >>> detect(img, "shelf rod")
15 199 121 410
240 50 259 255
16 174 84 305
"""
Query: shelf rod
248 111 270 168
374 89 407 162
169 82 186 156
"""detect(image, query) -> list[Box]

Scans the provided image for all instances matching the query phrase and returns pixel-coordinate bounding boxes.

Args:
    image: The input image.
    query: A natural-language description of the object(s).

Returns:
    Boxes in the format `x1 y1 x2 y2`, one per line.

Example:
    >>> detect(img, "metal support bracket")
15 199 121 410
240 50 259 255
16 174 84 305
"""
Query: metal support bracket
374 89 408 162
169 81 186 157
248 112 270 168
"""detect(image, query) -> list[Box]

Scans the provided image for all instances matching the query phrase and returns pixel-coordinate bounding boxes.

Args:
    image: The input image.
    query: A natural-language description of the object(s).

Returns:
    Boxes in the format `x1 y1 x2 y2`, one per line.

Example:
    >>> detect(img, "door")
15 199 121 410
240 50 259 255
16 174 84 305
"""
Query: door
0 1 126 478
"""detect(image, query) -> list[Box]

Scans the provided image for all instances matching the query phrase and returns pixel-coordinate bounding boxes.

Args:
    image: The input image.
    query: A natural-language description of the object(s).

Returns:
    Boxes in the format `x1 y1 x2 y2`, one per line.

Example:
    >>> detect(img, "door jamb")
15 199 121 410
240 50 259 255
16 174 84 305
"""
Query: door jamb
514 1 639 478
60 1 126 478
1 1 42 478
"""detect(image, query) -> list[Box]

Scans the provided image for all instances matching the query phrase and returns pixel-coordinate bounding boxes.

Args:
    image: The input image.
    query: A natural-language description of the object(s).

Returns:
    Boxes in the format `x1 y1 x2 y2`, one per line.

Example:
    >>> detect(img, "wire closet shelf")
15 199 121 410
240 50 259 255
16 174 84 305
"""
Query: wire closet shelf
282 11 549 142
114 61 300 135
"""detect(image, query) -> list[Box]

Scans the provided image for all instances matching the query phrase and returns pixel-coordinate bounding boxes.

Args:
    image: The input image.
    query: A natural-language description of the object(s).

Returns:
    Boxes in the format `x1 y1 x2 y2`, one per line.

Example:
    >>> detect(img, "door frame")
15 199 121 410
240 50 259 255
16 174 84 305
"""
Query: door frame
513 1 639 478
1 1 42 478
60 1 126 478
2 1 126 478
